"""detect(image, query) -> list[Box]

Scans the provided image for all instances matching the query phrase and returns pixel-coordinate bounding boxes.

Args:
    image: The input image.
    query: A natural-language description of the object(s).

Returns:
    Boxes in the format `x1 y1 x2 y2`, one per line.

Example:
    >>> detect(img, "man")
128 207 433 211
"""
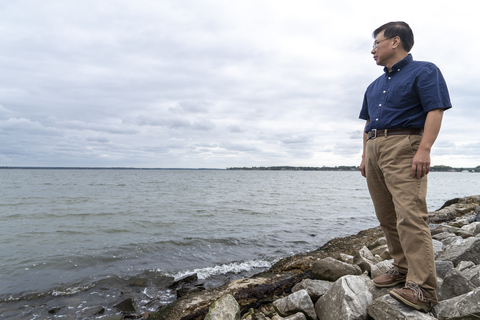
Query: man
359 21 451 312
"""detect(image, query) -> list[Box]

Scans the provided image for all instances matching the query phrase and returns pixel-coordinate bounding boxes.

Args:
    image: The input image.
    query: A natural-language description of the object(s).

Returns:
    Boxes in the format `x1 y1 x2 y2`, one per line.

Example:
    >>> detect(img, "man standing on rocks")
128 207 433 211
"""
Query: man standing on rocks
359 21 451 312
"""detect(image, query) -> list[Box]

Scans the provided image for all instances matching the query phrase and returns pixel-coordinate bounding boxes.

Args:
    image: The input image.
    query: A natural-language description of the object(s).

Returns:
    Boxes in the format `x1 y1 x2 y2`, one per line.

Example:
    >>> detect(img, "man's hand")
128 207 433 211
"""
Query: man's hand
411 148 430 179
360 158 366 178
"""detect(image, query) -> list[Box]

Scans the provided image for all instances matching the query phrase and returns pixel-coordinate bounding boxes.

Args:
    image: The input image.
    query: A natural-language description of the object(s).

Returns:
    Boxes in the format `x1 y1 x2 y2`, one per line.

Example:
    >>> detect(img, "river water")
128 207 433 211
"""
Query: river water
0 169 478 319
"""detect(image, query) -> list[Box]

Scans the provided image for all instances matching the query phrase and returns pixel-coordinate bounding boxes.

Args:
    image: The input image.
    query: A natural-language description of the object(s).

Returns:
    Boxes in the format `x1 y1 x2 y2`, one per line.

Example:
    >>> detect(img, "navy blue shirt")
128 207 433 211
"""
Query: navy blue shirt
360 54 451 132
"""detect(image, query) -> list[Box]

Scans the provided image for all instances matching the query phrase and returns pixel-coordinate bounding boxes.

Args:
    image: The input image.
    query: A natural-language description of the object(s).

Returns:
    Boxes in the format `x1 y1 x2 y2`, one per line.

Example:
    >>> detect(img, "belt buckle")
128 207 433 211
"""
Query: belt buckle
368 129 377 141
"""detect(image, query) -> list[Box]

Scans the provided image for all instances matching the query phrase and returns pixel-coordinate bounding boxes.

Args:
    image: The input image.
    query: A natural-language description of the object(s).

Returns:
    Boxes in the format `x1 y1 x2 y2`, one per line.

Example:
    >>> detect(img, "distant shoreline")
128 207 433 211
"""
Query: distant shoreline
1 165 478 172
0 167 224 170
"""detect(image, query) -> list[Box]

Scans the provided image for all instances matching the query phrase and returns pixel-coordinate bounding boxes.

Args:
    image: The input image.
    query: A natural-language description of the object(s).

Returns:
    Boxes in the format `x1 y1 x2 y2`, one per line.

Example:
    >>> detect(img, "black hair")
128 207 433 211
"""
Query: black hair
373 21 414 52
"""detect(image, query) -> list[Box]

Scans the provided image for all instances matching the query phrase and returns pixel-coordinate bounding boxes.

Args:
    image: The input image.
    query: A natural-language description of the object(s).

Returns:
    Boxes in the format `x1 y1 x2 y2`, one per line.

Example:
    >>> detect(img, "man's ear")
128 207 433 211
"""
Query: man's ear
392 36 402 49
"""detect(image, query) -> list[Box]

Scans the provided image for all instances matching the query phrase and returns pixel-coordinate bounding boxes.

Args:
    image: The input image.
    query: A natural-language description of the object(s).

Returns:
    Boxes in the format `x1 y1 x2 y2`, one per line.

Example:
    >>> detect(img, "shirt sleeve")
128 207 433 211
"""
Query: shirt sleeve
359 92 370 120
416 63 452 113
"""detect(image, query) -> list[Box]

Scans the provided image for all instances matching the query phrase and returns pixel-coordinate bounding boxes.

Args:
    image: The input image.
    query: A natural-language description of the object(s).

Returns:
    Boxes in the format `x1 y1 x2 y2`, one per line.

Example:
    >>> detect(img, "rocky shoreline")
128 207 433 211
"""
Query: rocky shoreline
145 195 480 320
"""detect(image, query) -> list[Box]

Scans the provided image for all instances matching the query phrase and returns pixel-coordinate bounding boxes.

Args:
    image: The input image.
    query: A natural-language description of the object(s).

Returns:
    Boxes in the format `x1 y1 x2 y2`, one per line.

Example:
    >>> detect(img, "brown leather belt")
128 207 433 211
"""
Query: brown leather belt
367 128 423 141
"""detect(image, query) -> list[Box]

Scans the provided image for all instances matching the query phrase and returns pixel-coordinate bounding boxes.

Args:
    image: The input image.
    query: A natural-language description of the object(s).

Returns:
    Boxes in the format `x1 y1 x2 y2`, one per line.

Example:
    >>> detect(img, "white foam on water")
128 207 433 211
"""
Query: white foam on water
166 258 280 280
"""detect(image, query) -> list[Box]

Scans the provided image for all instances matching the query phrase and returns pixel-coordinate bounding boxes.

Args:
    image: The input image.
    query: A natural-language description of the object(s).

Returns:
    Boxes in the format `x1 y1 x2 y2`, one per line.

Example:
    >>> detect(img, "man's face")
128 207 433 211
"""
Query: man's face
371 30 394 67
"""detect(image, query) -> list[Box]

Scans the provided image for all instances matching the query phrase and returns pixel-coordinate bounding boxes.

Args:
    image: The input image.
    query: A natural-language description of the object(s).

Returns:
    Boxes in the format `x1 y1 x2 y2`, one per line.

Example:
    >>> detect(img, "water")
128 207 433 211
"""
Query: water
0 169 478 318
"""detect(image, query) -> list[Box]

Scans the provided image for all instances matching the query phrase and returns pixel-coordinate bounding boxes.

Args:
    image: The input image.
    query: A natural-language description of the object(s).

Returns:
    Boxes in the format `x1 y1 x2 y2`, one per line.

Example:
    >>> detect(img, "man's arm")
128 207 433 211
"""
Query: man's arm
359 119 370 178
411 108 444 179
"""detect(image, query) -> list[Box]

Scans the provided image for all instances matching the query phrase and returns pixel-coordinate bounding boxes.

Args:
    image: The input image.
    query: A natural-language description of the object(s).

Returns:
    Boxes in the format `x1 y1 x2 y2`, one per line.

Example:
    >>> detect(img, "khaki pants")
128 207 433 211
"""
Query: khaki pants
365 134 437 300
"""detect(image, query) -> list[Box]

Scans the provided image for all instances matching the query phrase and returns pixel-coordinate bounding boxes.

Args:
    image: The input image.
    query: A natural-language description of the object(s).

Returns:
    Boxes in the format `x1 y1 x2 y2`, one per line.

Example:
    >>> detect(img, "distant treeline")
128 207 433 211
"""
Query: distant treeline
227 166 358 171
227 165 480 172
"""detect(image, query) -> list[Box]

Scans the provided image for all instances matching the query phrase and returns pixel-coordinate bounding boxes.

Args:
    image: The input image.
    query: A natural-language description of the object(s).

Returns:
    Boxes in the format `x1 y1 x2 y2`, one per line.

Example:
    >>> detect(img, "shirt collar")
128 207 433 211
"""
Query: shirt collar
384 54 413 74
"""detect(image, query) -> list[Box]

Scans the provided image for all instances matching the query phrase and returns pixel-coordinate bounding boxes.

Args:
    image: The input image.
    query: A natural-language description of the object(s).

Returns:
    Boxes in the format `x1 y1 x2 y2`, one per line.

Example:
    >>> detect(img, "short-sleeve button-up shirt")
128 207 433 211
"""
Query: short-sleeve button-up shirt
359 54 452 133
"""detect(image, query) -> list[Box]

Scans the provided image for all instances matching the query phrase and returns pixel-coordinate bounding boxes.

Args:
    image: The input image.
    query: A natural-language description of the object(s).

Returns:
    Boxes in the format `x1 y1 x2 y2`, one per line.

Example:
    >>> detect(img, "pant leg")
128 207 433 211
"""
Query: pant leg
365 137 408 274
366 134 437 299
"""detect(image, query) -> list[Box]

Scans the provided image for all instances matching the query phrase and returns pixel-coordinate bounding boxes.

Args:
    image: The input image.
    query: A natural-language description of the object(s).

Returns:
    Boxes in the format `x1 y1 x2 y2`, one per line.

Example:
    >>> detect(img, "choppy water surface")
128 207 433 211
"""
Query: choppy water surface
0 169 478 318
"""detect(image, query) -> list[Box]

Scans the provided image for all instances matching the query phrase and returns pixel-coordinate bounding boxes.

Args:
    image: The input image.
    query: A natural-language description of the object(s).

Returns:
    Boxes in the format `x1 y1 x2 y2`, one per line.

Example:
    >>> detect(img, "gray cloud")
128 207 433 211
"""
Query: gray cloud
0 0 478 168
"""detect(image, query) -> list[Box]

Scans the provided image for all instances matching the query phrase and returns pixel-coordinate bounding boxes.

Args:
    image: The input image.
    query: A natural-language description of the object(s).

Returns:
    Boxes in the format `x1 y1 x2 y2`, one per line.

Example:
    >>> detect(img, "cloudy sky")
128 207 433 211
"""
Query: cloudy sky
1 0 478 168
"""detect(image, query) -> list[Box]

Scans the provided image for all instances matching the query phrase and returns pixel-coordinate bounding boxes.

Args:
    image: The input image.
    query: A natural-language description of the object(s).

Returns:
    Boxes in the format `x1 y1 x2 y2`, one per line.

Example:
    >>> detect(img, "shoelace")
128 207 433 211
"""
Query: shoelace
405 280 438 305
405 280 427 302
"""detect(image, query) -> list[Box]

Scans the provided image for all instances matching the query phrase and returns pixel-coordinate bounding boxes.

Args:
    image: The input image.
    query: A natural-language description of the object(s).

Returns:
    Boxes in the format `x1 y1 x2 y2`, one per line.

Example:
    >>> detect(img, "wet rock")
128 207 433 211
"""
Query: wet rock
168 273 198 290
291 279 333 302
114 297 136 312
353 246 379 274
205 294 240 320
436 236 480 265
315 275 372 320
312 257 362 282
100 316 125 320
433 287 480 319
437 269 476 301
367 294 436 319
177 284 206 298
79 306 105 318
273 289 316 320
48 307 62 314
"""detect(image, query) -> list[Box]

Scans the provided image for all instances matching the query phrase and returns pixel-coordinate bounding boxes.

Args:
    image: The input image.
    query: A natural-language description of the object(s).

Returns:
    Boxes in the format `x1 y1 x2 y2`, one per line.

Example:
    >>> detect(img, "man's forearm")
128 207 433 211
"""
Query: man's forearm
418 108 444 153
411 108 444 178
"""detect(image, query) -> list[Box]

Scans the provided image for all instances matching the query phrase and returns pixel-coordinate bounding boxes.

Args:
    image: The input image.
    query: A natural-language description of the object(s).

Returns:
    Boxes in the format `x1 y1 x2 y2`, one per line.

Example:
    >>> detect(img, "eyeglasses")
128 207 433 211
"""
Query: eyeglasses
372 37 393 49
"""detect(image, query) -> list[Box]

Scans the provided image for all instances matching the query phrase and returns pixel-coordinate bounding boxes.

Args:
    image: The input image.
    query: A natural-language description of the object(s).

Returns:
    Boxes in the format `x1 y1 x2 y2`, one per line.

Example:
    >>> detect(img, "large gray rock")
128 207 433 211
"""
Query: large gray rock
456 261 475 272
364 277 397 300
312 257 362 282
291 279 333 302
315 275 372 320
461 221 480 236
370 260 394 279
370 244 391 260
338 253 354 264
368 294 437 319
353 246 379 274
204 294 240 320
436 237 480 265
437 269 476 301
441 235 463 247
461 265 480 287
273 289 316 320
431 225 462 236
368 237 387 250
435 261 454 279
281 313 307 320
432 239 445 254
433 287 480 320
432 231 457 241
449 218 470 227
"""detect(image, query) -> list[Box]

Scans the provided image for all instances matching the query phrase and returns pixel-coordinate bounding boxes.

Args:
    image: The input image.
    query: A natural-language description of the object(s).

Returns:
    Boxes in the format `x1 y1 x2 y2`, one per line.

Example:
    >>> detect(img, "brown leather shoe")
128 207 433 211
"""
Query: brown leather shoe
372 268 406 287
390 280 436 313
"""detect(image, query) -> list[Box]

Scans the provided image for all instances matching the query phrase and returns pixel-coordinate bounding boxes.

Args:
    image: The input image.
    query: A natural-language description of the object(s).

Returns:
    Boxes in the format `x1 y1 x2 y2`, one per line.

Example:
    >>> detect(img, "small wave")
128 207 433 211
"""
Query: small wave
165 258 279 281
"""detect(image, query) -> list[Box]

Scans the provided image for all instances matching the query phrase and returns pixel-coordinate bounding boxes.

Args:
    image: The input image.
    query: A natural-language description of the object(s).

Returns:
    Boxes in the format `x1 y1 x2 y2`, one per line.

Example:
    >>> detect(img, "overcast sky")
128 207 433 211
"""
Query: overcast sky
1 0 478 168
